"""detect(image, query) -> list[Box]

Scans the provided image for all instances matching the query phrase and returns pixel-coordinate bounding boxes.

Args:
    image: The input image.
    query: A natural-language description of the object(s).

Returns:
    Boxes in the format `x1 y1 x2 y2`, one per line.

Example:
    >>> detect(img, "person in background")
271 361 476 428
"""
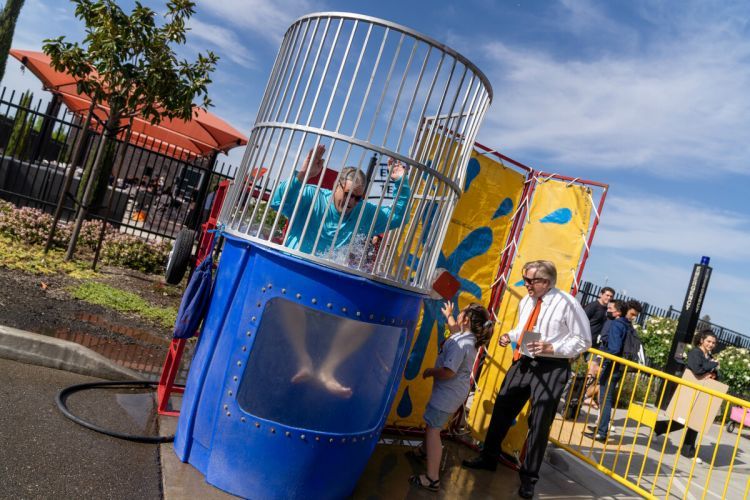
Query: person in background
584 287 615 349
583 299 621 409
654 329 720 460
584 300 642 443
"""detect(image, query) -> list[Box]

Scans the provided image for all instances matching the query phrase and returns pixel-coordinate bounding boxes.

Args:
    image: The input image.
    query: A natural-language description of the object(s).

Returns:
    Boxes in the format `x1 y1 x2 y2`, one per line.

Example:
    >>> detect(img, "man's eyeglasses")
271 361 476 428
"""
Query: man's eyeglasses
522 276 547 285
338 182 363 202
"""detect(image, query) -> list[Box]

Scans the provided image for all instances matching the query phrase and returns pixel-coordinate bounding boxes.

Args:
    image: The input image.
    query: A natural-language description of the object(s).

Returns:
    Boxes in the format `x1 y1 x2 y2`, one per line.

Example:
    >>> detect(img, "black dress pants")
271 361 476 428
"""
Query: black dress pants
481 356 570 485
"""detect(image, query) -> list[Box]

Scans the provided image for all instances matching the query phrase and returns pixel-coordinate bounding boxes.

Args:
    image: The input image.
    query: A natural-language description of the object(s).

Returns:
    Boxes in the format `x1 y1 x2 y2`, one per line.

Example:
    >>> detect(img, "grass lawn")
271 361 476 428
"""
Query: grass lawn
0 235 178 330
69 281 177 329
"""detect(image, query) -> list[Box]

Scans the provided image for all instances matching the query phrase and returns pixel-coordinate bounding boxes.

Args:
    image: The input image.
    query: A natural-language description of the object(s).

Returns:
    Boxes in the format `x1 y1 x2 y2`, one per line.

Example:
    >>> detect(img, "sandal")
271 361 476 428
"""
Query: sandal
406 446 427 461
409 473 440 492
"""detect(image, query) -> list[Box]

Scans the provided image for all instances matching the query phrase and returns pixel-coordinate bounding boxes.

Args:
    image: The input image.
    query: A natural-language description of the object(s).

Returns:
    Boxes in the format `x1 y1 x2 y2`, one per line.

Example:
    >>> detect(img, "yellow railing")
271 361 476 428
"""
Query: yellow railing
551 348 750 500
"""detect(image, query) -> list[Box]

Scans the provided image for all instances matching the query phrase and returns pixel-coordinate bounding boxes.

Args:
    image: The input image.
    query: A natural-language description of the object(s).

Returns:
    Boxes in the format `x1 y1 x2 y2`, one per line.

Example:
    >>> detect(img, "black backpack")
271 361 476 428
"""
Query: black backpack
621 326 647 365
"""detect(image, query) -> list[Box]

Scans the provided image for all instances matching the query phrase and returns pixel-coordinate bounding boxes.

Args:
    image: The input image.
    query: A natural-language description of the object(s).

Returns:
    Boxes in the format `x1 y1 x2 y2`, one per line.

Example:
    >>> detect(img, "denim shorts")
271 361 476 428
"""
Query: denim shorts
424 404 454 429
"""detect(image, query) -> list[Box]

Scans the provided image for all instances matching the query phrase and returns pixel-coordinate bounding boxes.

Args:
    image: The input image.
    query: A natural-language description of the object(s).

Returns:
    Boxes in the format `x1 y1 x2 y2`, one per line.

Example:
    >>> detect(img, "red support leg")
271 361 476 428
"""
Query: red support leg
157 338 187 416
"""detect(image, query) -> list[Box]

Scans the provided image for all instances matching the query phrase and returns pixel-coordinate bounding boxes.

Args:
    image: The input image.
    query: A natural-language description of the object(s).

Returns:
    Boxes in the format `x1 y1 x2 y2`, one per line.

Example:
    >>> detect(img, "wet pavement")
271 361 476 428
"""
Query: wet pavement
0 357 162 499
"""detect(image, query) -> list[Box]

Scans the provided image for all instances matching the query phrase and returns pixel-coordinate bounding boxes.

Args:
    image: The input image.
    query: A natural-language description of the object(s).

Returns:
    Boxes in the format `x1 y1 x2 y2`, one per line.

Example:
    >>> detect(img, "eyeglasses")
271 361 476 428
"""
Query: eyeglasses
338 182 363 202
522 276 547 285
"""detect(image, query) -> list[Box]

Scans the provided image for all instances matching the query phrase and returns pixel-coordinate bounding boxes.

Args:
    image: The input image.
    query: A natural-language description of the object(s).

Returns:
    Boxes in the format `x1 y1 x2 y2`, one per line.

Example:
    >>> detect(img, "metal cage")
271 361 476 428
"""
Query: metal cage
219 12 492 292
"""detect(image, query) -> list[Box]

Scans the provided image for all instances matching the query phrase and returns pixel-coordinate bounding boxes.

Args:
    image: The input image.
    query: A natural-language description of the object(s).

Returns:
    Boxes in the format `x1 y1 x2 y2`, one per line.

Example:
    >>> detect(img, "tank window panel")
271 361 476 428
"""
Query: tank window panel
237 297 406 434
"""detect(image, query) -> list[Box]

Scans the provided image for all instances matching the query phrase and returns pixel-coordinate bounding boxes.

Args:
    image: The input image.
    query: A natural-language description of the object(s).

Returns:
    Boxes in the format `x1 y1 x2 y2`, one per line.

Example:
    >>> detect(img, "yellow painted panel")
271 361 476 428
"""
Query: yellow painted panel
386 151 526 428
468 179 593 459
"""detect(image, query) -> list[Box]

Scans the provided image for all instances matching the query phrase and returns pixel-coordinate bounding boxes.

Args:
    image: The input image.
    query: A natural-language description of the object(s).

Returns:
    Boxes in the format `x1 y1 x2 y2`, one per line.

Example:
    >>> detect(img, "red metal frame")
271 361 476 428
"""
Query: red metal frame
524 171 608 297
385 143 609 463
156 180 231 416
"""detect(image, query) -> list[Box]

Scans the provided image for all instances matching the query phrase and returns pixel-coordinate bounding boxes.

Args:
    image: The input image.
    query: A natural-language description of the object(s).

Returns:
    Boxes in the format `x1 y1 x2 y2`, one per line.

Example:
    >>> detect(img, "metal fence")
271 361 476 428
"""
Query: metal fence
555 349 750 499
578 280 750 351
0 87 236 242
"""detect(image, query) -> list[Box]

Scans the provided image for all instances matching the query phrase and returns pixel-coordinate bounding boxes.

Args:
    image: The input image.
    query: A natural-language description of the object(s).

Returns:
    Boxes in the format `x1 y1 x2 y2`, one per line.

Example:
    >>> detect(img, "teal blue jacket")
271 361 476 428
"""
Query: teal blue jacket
270 175 411 255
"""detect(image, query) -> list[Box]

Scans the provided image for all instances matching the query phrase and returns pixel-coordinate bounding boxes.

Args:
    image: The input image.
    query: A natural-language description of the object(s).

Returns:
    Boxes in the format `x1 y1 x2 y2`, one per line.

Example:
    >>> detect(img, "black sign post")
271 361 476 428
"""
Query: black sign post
660 256 712 408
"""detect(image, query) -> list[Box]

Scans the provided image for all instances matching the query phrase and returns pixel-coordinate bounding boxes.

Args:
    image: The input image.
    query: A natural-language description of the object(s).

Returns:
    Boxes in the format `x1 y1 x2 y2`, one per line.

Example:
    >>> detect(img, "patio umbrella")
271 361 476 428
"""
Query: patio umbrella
9 48 248 156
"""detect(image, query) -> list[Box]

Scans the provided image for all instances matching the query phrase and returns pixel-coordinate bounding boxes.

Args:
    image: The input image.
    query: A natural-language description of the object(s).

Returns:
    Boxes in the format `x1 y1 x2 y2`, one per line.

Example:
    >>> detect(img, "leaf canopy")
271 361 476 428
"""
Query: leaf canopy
43 0 218 127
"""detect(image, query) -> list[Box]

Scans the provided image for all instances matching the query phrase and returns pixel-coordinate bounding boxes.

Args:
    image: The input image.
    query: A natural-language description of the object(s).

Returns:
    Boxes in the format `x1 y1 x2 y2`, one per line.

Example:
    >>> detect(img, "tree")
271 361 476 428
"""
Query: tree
42 0 218 261
5 89 33 158
0 0 25 83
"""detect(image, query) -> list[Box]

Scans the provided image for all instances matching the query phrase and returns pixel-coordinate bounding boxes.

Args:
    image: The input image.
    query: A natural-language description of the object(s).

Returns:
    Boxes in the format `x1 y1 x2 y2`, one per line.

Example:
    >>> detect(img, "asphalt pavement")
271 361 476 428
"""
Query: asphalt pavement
0 357 162 499
1 326 637 499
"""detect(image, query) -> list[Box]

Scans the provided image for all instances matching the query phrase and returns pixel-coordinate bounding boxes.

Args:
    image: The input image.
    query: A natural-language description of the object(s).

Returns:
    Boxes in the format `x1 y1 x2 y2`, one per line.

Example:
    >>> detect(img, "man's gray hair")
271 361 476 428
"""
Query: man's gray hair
339 167 367 192
523 260 557 286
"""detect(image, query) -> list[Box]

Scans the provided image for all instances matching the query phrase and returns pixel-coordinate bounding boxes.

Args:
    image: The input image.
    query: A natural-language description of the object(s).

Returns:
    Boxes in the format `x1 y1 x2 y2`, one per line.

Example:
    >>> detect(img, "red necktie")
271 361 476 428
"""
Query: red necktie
513 297 542 362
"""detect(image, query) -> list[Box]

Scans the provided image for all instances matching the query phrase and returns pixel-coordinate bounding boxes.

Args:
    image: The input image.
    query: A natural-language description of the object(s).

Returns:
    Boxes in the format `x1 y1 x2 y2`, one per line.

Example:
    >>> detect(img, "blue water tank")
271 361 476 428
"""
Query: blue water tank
174 235 422 499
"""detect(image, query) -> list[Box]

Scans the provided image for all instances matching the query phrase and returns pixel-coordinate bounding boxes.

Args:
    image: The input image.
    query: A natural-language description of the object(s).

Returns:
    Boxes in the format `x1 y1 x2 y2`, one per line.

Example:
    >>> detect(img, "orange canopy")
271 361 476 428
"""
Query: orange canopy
10 49 248 157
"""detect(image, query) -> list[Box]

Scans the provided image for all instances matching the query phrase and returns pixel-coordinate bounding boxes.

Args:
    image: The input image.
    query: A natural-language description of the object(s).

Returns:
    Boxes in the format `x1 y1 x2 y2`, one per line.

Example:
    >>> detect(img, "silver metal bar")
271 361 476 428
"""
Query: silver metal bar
381 38 417 147
349 27 390 138
393 59 458 281
270 20 311 123
333 23 373 133
256 22 297 123
395 44 431 152
304 17 343 126
252 121 462 195
279 18 320 124
292 17 331 124
218 13 493 292
291 12 494 104
319 19 357 129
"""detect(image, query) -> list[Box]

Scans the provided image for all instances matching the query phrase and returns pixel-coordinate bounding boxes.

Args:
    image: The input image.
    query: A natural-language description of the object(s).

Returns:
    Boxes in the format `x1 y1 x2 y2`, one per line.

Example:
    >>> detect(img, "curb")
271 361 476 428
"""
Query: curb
0 325 141 380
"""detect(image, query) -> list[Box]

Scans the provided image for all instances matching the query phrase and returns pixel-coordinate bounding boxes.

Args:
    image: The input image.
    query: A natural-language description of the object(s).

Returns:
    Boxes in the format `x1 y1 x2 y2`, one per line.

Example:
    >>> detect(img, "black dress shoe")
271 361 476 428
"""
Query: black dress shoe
461 455 497 471
518 482 535 499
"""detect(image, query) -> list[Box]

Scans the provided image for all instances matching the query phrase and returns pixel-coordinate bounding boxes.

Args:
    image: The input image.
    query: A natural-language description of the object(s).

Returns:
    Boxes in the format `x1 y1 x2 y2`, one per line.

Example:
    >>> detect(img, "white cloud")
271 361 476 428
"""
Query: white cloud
471 4 750 177
188 18 256 69
595 194 750 261
196 0 322 44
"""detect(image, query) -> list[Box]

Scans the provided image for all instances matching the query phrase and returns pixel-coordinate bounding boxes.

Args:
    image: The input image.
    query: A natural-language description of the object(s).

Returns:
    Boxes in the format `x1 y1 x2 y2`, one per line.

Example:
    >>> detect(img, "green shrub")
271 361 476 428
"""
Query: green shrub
101 232 170 274
5 90 34 159
0 201 169 274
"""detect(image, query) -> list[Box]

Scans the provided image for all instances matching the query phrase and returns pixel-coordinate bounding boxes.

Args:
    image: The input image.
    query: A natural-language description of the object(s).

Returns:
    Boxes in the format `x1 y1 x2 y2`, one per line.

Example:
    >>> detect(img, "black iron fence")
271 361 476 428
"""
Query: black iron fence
0 87 237 242
577 280 750 350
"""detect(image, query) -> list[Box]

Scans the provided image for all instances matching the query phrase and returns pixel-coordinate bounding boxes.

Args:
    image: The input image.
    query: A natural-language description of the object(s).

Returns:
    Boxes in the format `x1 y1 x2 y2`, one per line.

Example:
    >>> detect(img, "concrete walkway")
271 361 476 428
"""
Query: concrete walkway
1 325 638 499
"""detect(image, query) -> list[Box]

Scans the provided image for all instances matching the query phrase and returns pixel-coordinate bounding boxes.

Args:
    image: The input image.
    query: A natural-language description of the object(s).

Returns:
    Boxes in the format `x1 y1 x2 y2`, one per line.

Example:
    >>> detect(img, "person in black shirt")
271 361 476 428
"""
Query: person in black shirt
583 287 615 349
653 328 720 459
681 329 719 457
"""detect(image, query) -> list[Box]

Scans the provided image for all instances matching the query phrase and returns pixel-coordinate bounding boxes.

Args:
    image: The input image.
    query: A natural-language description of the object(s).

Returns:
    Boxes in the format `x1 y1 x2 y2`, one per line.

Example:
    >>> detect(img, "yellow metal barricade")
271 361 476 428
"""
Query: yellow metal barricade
553 348 750 500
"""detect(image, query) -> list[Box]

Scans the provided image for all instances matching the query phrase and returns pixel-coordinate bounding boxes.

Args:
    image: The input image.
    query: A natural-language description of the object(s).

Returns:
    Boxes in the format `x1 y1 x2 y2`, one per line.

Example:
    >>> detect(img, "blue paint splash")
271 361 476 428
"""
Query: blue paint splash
540 208 572 224
404 226 493 380
397 386 413 417
493 197 513 220
463 158 481 192
513 279 525 287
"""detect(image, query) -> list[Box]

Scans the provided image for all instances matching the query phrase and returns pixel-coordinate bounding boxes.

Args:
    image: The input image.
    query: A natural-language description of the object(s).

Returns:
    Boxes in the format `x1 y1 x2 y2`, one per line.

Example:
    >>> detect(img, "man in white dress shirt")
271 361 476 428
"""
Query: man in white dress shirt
462 260 591 499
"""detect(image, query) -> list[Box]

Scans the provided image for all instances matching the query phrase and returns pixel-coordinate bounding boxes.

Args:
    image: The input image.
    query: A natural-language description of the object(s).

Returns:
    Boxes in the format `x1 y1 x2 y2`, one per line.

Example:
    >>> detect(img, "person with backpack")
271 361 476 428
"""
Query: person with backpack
584 300 642 442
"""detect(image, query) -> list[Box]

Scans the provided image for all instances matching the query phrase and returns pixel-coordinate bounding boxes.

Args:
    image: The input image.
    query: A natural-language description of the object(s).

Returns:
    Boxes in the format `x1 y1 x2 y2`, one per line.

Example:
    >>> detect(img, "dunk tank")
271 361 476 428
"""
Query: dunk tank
174 12 492 499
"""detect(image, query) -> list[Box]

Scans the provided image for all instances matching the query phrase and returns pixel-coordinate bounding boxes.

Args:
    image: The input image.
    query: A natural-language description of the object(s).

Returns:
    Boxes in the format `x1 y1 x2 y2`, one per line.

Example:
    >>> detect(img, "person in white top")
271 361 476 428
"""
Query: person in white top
462 260 591 499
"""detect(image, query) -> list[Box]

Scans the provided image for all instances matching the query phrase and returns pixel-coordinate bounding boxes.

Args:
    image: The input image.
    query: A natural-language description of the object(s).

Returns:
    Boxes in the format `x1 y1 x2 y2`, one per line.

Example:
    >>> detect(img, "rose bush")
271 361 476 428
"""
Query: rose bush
714 346 750 398
0 201 169 274
634 316 678 370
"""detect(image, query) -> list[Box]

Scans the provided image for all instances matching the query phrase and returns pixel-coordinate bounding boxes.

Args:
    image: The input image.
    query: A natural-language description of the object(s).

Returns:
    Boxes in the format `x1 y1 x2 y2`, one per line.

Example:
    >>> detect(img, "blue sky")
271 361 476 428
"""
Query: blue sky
3 0 749 334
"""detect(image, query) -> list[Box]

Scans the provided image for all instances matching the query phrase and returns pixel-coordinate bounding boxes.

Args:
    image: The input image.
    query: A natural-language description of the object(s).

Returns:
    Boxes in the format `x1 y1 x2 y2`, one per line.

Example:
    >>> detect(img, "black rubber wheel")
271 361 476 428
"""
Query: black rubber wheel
727 421 737 434
165 229 196 285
